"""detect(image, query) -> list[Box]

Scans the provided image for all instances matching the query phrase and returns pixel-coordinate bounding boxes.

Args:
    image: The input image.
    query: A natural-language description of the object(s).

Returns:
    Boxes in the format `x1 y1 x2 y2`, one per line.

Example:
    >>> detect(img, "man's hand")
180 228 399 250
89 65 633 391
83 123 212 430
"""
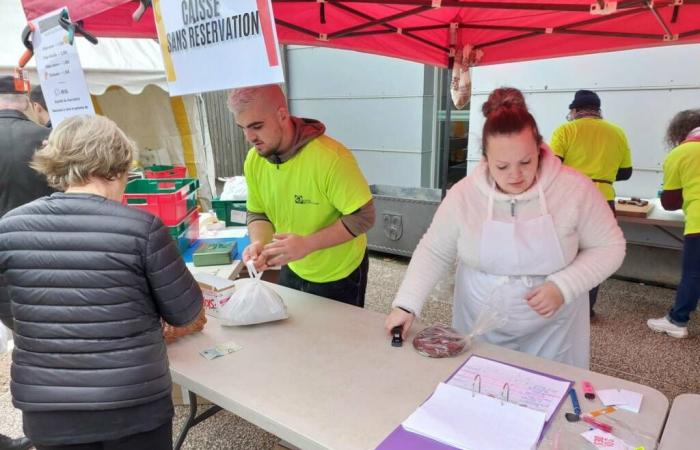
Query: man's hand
261 233 312 267
384 307 415 340
242 241 268 271
525 282 565 317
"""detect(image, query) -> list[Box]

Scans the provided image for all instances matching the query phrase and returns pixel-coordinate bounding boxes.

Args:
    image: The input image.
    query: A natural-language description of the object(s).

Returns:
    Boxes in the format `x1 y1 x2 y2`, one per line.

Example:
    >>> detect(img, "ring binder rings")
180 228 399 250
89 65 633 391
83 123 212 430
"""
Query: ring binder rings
377 355 573 450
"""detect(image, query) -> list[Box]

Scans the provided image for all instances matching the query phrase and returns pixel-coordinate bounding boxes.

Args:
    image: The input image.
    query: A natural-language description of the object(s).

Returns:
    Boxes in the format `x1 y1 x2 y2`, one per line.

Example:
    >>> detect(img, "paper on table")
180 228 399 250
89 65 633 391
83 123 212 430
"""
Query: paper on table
597 389 643 413
581 429 634 450
448 355 570 421
199 227 248 239
402 382 545 450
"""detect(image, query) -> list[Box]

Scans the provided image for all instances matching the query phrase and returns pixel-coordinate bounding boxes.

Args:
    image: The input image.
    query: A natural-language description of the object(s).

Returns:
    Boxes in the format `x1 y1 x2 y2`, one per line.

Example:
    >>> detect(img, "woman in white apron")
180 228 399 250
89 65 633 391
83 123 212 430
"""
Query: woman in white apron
385 89 625 368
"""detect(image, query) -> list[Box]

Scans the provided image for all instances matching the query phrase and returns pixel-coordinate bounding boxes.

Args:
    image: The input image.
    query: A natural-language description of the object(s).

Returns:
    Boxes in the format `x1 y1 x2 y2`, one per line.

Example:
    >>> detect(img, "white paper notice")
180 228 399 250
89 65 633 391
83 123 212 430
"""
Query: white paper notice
597 389 643 413
581 429 634 450
31 9 95 126
402 382 545 450
152 0 284 95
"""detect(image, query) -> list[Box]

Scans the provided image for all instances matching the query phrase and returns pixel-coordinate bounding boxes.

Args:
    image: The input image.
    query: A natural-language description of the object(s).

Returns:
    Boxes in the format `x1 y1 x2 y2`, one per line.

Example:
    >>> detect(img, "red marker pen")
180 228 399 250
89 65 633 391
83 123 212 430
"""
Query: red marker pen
582 415 613 433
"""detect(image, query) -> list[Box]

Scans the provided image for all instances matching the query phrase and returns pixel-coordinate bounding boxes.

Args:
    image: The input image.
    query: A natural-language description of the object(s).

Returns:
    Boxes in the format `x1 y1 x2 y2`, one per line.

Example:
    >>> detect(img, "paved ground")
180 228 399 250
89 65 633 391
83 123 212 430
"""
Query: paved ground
1 253 698 448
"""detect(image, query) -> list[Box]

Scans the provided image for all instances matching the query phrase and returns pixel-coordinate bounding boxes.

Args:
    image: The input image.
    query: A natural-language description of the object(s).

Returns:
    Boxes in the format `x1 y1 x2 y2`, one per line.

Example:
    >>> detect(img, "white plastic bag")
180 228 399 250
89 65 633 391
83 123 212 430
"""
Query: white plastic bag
219 176 248 201
0 324 10 354
219 262 288 326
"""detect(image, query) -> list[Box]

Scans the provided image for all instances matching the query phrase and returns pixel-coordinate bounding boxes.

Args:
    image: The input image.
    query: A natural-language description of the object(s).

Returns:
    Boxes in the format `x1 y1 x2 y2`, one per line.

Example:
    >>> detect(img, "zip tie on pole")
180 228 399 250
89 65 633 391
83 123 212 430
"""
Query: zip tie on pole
590 1 618 15
318 33 328 41
545 27 553 34
432 0 442 8
396 28 403 35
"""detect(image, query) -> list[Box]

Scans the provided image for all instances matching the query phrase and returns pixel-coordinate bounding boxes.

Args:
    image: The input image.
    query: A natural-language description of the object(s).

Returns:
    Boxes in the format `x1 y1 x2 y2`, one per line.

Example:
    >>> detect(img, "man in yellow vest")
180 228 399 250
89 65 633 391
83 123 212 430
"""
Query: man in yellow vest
550 89 633 317
228 84 375 307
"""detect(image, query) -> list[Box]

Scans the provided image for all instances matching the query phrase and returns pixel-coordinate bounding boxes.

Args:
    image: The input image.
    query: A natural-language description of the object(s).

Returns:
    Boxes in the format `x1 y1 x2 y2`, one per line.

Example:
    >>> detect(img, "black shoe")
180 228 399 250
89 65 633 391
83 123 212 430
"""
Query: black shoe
0 435 33 450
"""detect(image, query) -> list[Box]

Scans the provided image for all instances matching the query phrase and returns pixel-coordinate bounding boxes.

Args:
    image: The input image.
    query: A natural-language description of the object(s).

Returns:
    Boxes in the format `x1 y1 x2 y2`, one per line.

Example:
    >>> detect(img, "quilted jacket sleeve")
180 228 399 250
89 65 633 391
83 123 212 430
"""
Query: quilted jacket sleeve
0 271 13 330
144 216 203 326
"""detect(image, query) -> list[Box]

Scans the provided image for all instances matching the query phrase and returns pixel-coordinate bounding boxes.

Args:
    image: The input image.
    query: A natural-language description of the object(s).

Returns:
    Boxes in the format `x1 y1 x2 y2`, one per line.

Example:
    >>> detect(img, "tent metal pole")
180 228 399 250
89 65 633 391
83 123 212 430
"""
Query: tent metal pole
440 64 452 199
645 0 674 38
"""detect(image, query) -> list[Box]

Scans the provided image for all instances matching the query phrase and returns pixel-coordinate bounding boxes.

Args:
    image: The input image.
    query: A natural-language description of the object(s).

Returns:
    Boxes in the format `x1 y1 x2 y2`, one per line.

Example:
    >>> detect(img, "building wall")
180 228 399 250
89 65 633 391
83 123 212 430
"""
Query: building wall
285 46 436 188
467 43 700 199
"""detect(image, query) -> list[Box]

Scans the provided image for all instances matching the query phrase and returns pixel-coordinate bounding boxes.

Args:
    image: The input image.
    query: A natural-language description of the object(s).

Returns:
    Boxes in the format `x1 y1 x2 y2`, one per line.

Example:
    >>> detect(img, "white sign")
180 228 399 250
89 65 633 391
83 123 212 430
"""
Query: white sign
31 9 95 126
153 0 284 95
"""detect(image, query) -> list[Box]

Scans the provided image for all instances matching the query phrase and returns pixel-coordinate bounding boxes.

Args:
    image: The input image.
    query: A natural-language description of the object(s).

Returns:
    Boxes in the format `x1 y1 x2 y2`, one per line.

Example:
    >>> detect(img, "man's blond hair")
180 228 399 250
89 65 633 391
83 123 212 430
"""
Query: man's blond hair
227 84 287 115
31 115 135 190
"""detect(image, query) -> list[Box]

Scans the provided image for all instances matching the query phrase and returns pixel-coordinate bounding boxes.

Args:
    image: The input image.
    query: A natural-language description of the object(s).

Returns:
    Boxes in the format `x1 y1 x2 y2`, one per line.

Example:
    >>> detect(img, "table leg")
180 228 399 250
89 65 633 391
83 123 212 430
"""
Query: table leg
174 390 223 450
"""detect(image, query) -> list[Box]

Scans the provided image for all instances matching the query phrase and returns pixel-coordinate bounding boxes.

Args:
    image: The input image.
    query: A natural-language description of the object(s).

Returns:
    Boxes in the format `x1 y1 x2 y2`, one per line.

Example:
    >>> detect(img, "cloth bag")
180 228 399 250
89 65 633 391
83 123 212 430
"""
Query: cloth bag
220 262 288 326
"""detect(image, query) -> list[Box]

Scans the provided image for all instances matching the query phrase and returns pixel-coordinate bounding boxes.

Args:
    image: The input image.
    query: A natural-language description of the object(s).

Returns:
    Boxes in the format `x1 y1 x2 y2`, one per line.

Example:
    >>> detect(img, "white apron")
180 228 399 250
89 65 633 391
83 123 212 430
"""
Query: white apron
454 181 590 368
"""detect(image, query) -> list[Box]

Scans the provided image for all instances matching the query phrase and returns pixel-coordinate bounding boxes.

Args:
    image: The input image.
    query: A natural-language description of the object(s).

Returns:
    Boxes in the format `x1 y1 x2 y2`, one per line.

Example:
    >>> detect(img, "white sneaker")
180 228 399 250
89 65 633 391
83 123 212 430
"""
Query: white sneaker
647 316 689 338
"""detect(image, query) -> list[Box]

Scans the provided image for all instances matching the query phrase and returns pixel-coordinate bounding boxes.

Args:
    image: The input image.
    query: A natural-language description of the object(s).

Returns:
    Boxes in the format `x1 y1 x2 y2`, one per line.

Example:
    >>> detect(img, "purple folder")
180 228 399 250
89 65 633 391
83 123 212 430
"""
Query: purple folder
375 354 573 450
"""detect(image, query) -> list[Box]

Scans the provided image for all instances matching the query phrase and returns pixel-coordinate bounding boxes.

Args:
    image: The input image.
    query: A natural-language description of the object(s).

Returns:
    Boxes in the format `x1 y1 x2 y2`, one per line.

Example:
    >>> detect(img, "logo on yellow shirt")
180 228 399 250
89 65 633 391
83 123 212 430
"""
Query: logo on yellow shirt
294 194 318 205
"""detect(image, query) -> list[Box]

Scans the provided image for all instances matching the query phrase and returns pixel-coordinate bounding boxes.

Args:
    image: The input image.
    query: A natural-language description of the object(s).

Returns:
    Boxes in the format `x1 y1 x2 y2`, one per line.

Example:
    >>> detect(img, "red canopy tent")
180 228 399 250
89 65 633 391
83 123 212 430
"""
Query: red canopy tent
20 0 700 68
20 0 700 195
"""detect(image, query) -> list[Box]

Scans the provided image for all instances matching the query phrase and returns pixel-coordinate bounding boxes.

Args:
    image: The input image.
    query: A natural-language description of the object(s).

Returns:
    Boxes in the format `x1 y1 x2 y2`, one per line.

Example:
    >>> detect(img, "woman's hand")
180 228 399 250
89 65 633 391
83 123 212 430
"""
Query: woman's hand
384 307 415 339
525 282 564 317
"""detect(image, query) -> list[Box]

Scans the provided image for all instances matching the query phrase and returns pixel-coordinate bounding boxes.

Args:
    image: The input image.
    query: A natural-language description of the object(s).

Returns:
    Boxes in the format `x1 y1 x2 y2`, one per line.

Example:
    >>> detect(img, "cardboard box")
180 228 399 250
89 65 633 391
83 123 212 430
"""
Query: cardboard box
193 272 236 317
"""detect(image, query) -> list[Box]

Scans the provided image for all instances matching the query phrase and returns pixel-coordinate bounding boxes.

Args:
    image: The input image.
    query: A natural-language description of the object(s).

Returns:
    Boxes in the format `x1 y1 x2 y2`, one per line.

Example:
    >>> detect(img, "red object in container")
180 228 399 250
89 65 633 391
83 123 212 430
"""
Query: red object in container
144 165 187 179
123 178 199 226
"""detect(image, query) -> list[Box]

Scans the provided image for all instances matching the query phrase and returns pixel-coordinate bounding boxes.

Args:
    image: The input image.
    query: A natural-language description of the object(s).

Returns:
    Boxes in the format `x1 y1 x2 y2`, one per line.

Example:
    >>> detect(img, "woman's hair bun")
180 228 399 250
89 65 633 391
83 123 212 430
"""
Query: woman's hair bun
481 87 527 117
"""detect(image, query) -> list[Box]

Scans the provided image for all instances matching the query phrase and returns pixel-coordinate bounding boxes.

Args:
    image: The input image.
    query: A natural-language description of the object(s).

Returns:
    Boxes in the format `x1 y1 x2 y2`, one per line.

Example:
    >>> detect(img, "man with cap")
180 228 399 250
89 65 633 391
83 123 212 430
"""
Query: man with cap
29 85 51 128
550 89 633 317
0 76 54 219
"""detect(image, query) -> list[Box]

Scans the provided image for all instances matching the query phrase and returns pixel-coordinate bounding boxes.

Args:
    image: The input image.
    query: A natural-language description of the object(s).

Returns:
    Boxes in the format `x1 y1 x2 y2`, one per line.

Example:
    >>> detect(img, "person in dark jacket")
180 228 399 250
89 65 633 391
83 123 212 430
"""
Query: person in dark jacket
29 85 51 128
0 115 204 450
0 76 54 218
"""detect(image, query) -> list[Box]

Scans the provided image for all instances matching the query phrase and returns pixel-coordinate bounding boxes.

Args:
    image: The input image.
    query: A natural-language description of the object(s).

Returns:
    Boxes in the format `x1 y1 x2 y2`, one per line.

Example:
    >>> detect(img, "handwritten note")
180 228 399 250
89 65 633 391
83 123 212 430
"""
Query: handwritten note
447 355 571 421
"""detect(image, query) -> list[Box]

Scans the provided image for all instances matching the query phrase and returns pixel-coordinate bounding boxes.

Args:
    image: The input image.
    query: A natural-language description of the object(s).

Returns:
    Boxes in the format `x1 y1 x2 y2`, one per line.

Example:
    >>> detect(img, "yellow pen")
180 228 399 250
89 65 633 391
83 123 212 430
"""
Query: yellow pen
589 406 617 417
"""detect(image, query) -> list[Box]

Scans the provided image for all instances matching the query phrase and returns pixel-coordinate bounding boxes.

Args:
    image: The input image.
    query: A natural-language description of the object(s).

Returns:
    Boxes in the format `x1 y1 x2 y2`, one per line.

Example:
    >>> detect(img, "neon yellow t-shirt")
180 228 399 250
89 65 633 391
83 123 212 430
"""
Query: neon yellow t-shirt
663 141 700 235
550 118 632 201
244 135 372 283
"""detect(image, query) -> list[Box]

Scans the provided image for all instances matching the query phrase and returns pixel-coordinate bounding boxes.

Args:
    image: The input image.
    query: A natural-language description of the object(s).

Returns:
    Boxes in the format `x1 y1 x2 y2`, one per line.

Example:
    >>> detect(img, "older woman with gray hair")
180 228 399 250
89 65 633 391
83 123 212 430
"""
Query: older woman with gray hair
0 115 203 450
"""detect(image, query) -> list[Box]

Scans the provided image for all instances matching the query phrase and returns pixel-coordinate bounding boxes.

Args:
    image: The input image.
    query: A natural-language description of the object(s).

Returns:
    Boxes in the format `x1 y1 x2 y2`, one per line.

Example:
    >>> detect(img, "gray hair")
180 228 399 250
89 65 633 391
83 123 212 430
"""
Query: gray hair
31 115 135 190
0 93 30 111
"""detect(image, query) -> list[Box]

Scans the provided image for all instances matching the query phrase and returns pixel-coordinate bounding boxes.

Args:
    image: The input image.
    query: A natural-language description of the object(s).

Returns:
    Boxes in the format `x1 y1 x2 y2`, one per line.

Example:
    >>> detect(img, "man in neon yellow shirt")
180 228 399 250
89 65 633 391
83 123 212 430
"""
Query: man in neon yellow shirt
550 89 633 317
647 110 700 338
228 84 375 307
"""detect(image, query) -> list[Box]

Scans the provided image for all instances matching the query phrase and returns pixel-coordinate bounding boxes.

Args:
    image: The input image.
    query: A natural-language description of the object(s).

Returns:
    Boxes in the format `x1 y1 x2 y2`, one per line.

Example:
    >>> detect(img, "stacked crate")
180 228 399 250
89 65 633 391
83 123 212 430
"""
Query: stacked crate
123 166 199 253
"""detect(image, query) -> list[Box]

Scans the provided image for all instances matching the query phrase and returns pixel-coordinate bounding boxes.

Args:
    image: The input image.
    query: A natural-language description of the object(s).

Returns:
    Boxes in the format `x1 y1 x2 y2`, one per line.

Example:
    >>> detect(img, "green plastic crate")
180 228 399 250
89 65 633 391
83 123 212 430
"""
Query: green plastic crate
212 197 247 226
193 241 237 266
167 209 199 254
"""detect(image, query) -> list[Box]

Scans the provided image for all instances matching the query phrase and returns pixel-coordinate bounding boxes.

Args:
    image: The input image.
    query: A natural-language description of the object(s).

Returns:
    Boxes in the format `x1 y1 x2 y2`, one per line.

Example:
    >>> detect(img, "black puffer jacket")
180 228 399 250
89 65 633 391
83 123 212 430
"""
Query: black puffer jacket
0 193 202 413
0 109 54 218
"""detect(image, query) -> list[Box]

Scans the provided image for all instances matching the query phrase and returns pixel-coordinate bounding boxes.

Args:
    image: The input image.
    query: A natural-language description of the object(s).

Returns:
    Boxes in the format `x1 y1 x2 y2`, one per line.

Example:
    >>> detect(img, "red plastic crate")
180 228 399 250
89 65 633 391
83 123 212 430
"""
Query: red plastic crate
144 165 187 179
123 178 199 226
